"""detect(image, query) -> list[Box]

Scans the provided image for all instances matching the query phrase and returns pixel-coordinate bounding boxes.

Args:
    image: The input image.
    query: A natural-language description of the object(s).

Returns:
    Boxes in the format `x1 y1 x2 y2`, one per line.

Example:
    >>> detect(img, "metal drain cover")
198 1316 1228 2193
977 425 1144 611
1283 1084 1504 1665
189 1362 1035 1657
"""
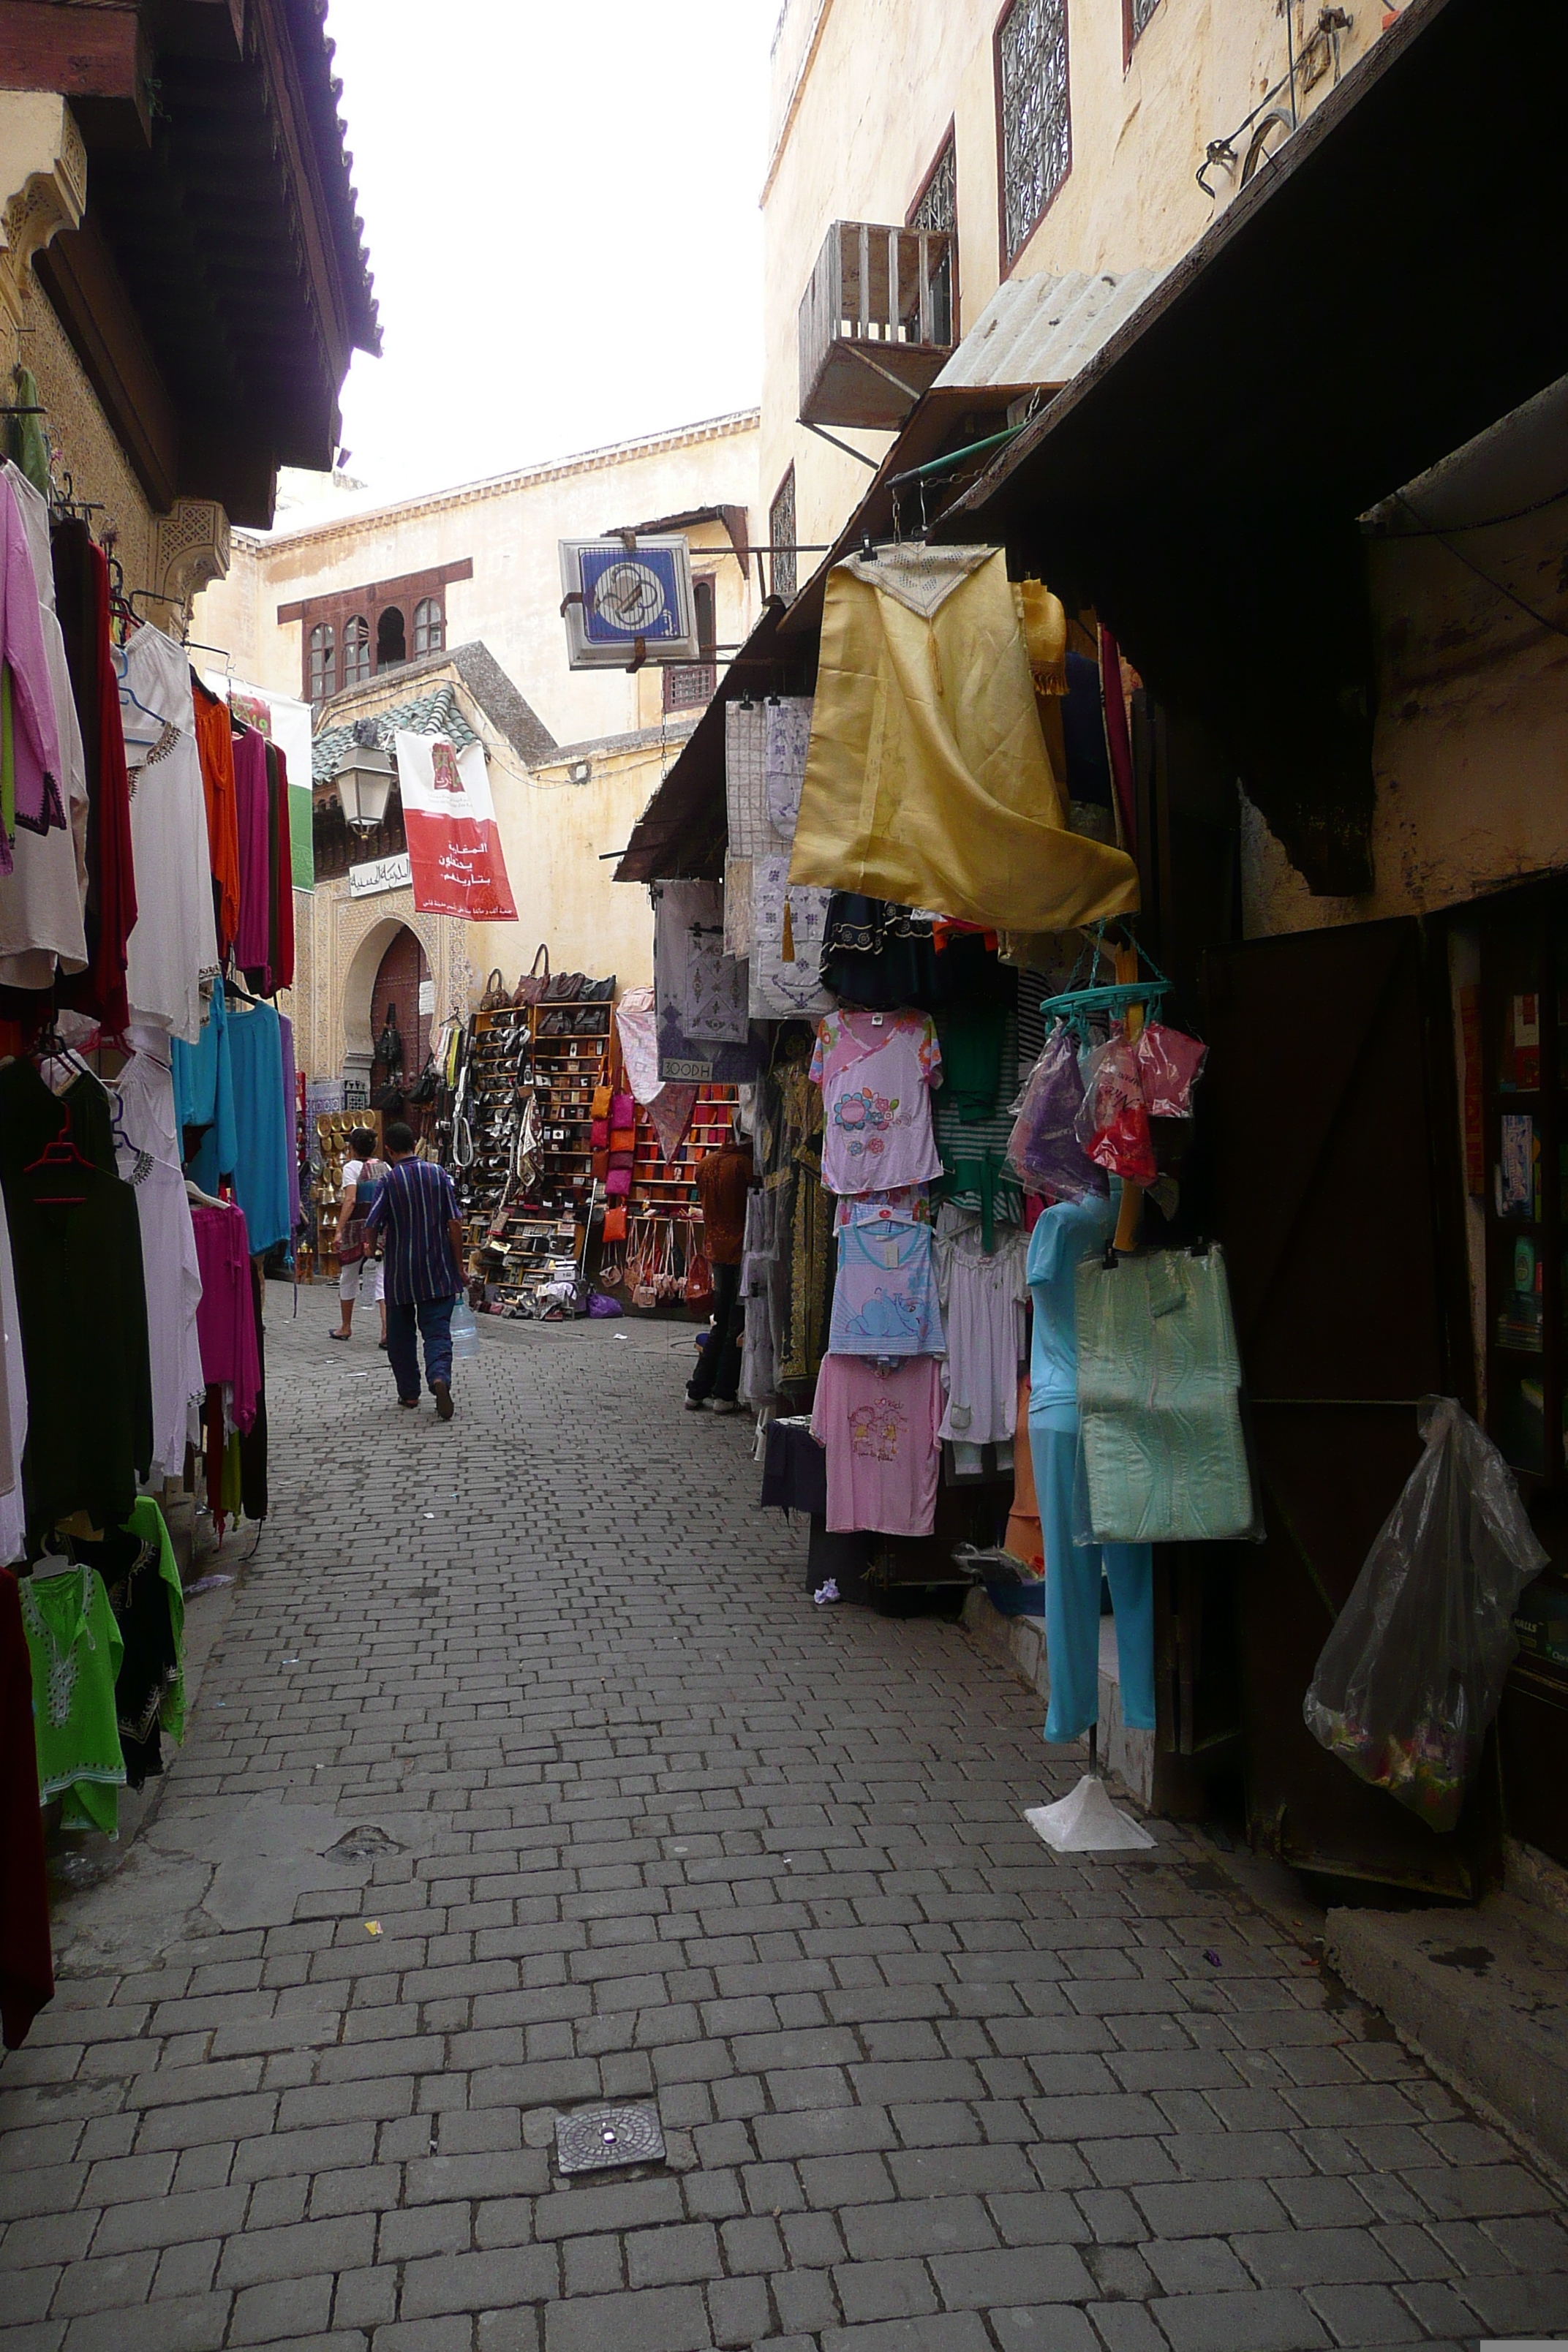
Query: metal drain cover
555 2103 665 2174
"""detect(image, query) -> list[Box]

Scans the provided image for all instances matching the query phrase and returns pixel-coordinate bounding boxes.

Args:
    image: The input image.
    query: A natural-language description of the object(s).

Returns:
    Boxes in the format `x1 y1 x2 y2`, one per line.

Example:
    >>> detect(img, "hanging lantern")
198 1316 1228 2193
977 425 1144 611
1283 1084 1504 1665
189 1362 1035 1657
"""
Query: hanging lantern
333 720 393 831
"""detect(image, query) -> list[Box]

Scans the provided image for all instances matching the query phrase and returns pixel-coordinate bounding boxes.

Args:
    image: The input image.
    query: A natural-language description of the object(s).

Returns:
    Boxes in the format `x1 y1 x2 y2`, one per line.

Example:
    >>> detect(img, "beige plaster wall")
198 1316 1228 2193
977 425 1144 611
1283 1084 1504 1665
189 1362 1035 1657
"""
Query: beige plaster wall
761 0 1379 565
195 415 761 752
470 735 682 1000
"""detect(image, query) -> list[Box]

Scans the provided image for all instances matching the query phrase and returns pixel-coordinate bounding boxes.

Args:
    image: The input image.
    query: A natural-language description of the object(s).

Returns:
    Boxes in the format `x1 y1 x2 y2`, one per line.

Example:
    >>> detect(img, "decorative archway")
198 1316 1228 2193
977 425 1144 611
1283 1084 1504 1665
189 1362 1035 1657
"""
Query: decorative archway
339 907 441 1079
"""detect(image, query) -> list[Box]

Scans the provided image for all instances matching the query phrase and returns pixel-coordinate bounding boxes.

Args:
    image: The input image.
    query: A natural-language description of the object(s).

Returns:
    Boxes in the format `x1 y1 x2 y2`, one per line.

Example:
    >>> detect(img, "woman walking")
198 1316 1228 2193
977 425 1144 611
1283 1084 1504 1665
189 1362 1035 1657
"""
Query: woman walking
331 1126 388 1346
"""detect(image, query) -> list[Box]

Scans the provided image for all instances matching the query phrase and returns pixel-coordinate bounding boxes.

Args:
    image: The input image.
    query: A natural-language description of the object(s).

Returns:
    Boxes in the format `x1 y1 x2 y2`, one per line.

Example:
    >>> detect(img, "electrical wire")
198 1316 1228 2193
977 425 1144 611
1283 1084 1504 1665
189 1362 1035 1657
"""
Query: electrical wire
1392 491 1568 644
1371 481 1568 537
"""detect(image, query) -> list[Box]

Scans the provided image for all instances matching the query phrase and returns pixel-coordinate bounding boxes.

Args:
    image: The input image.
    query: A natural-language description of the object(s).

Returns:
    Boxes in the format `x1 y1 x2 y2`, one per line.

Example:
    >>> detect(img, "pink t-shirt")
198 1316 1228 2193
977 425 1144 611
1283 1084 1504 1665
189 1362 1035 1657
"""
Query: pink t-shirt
810 1354 943 1536
810 1009 943 1196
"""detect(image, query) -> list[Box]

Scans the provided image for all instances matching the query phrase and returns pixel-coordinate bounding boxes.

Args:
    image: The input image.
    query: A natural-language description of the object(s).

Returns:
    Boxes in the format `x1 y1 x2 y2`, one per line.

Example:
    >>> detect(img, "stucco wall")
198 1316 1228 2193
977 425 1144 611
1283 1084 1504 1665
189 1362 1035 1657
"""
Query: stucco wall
761 0 1379 566
194 415 761 752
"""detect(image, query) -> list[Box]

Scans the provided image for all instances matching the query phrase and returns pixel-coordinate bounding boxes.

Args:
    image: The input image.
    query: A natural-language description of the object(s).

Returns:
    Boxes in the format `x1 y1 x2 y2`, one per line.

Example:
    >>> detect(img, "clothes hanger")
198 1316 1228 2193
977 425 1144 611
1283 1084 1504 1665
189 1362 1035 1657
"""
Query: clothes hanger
23 1112 94 1205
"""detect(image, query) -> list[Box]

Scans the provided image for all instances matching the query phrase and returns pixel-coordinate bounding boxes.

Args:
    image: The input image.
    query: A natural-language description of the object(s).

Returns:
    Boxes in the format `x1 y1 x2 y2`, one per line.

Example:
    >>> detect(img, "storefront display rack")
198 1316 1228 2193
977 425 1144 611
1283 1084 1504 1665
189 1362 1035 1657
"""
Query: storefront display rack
626 1083 739 1225
314 1108 382 1279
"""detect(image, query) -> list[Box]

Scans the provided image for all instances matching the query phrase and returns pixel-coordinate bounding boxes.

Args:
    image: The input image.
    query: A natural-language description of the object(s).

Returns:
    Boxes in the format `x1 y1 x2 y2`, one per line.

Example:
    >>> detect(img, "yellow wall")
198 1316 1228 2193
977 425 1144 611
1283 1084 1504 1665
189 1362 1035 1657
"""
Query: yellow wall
761 0 1379 566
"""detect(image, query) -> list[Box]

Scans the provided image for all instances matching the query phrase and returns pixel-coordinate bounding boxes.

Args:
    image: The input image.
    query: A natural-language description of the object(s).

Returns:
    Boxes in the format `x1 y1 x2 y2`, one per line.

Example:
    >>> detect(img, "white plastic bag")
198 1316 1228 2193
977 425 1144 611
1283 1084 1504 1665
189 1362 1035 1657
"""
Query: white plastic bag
1303 1397 1547 1832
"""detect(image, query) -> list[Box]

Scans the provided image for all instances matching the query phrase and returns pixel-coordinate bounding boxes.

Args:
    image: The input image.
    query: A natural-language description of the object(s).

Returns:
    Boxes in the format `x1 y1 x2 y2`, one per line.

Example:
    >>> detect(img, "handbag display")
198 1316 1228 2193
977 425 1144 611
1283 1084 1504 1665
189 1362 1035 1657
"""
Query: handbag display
609 1127 635 1155
512 945 551 1006
580 975 616 1002
603 1204 627 1244
605 1164 632 1198
480 967 510 1014
610 1091 634 1130
543 970 584 1003
591 1085 613 1119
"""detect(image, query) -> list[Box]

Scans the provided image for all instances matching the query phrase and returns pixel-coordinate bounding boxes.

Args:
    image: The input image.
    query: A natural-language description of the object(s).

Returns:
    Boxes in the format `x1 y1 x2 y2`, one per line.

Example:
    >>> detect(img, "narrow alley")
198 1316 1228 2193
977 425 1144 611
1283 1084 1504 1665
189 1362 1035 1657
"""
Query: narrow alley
2 1292 1564 2352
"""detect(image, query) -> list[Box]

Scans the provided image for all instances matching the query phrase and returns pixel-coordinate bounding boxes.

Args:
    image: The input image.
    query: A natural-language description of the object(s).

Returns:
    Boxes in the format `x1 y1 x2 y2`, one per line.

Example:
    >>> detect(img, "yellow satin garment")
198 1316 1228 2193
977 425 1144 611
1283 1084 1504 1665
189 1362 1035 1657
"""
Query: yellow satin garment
789 547 1139 932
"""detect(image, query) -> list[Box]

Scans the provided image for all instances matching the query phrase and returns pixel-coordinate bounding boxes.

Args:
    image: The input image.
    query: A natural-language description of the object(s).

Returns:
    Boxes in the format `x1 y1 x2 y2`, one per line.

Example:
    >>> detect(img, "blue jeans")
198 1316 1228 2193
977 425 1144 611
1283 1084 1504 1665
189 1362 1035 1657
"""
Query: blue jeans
1030 1415 1155 1744
388 1294 456 1402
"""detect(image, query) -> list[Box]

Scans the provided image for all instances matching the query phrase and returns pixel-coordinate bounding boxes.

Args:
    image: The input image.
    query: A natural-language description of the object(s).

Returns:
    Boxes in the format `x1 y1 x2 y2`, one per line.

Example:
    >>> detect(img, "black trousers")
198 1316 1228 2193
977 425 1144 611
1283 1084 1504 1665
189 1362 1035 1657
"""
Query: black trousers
687 1259 745 1402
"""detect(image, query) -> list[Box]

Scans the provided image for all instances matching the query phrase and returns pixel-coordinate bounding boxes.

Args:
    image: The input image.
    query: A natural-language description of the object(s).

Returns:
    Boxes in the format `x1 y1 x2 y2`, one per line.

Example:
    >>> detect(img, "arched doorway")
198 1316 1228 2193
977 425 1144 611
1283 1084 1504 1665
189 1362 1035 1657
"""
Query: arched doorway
370 925 432 1103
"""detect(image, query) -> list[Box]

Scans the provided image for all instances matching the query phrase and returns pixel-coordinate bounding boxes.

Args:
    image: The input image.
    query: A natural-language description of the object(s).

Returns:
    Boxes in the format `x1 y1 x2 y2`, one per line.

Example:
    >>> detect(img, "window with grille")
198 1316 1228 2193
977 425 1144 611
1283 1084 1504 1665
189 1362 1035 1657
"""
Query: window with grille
663 576 717 713
1124 0 1161 53
997 0 1071 270
342 614 371 686
414 597 444 656
308 621 336 702
769 467 797 603
908 129 957 345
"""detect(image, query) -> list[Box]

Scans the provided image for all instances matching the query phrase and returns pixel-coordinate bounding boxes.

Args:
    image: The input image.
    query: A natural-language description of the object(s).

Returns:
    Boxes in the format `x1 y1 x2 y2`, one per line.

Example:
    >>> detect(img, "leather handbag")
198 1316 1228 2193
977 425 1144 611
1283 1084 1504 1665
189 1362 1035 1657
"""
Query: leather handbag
683 1248 713 1306
611 1092 634 1129
591 1084 612 1119
609 1126 635 1155
606 1164 632 1199
580 975 615 1001
512 945 551 1006
543 970 584 1003
591 1118 610 1148
480 968 510 1014
603 1204 627 1244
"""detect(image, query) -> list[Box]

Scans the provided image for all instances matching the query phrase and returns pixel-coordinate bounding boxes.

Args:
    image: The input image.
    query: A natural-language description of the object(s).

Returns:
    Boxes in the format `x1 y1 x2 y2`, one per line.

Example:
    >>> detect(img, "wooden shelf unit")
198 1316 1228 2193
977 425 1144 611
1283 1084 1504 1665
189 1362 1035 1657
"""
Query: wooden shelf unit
456 997 612 1310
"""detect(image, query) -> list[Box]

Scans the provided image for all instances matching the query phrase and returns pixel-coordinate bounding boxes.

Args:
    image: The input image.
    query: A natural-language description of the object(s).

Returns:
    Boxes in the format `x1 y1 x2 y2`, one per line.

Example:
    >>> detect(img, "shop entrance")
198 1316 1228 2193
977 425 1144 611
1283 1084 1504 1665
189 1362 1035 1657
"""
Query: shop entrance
370 925 431 1099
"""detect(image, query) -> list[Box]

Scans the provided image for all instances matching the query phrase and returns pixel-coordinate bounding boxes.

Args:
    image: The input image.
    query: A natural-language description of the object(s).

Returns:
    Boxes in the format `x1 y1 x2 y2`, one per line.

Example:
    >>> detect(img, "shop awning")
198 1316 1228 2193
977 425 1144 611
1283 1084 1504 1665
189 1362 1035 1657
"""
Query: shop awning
937 0 1568 894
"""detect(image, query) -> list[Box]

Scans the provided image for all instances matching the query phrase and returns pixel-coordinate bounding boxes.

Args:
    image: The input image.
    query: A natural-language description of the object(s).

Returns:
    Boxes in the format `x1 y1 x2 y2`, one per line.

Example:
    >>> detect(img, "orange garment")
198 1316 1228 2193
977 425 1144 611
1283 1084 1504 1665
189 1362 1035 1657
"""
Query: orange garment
192 677 241 955
694 1143 753 1267
1005 1374 1045 1575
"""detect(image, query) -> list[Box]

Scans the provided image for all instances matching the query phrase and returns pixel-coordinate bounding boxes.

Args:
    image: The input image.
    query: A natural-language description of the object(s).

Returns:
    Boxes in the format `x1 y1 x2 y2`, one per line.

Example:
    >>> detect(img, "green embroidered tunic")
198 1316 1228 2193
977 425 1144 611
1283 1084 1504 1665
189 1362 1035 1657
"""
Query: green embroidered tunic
19 1565 126 1836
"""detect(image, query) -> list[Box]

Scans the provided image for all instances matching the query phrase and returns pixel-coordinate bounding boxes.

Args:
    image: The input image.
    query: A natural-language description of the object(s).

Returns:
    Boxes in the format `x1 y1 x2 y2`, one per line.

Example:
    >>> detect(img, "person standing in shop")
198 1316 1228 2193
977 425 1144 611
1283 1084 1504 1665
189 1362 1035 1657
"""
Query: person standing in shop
685 1114 754 1417
363 1120 464 1420
330 1126 388 1349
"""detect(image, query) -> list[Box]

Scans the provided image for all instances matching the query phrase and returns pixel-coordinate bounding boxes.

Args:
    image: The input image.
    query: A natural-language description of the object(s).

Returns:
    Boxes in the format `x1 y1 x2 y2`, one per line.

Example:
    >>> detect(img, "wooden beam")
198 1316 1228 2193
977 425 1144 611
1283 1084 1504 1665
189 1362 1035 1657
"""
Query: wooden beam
33 216 179 512
0 4 143 99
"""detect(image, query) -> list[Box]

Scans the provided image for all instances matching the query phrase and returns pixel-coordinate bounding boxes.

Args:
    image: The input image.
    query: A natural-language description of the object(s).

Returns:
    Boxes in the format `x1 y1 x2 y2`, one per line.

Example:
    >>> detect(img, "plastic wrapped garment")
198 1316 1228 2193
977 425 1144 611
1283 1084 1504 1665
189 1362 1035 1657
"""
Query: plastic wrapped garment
788 546 1139 934
1304 1397 1548 1832
1074 1036 1156 1186
1074 1244 1259 1545
1136 1022 1208 1119
1007 1024 1107 1203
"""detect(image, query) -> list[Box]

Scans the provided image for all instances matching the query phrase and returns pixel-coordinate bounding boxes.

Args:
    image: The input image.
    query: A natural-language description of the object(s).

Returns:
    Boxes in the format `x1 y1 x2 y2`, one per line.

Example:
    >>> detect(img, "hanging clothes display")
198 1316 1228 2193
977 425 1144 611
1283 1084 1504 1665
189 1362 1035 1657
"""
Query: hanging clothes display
51 520 135 1036
0 1182 25 1567
232 724 273 977
18 1560 126 1834
652 880 758 1082
810 1354 944 1537
192 1202 263 1433
827 1216 944 1357
0 1055 153 1543
113 1038 204 1482
810 1008 944 1194
98 1498 184 1790
173 973 238 1174
200 992 289 1256
934 1205 1028 1464
191 674 241 955
1027 1195 1155 1746
116 625 220 1044
0 1565 52 2049
0 466 88 992
0 465 65 855
789 546 1139 933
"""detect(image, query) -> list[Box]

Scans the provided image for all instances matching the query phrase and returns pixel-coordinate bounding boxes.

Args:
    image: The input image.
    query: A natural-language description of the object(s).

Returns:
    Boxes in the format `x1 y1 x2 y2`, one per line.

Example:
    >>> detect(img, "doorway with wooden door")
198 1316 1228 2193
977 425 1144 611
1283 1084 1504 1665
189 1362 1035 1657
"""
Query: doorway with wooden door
370 924 432 1121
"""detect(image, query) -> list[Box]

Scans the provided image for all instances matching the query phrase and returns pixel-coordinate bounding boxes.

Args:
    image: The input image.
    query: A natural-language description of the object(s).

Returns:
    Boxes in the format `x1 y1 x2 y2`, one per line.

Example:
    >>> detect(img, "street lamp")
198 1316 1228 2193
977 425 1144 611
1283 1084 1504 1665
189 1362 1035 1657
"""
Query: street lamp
333 720 393 832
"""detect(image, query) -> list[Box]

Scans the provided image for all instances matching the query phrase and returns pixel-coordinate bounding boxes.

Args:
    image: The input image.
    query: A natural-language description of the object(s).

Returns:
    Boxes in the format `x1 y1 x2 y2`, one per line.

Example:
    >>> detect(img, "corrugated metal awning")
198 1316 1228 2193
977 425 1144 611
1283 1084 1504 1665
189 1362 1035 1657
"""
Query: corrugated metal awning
933 268 1166 393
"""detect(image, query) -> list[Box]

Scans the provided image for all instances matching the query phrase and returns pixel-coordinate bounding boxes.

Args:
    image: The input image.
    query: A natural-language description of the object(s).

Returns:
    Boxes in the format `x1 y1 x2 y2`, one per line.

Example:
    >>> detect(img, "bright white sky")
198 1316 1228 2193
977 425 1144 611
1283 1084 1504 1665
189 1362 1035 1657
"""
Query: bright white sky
319 0 772 508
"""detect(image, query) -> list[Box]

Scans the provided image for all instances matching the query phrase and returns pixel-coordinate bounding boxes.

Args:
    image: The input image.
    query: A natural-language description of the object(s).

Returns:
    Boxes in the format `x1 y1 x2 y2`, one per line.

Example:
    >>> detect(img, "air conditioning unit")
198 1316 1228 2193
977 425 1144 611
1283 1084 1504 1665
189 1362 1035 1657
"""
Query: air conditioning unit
559 535 701 670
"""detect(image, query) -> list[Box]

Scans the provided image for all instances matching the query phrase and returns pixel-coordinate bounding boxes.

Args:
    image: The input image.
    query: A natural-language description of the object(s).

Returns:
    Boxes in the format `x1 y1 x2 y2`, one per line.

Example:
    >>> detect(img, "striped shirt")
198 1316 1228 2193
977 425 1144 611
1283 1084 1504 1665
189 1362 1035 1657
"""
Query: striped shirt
363 1156 460 1303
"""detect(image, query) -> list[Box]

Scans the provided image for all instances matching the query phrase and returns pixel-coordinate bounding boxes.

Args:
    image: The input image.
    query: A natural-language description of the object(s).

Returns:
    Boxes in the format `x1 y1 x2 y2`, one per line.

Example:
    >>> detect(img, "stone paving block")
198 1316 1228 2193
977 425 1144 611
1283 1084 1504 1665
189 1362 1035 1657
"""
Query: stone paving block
401 2246 559 2319
841 2196 997 2262
227 2277 335 2344
1303 2280 1426 2343
818 2317 993 2352
59 2291 233 2352
1151 2286 1330 2351
1133 2179 1289 2237
929 2242 1095 2306
543 2283 715 2352
626 2223 722 2289
834 2258 940 2323
704 2274 770 2348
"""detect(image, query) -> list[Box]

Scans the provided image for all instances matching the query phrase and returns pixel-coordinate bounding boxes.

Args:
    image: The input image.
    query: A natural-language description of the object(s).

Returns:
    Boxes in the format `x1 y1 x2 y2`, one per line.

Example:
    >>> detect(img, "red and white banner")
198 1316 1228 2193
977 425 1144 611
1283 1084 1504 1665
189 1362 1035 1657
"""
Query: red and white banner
394 732 517 921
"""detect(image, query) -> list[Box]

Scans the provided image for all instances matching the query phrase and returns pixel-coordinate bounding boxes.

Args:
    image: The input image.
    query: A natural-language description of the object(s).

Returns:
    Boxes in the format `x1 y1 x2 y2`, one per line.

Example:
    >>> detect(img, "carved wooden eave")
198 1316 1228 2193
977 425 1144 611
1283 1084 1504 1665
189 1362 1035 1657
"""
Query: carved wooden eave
0 96 87 333
6 0 378 528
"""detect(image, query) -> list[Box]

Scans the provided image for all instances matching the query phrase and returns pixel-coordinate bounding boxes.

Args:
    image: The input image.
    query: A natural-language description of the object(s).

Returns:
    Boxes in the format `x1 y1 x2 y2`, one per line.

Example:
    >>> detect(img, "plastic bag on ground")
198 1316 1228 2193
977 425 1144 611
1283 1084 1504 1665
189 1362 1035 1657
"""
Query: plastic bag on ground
1074 1035 1156 1186
1006 1024 1107 1202
1303 1397 1548 1833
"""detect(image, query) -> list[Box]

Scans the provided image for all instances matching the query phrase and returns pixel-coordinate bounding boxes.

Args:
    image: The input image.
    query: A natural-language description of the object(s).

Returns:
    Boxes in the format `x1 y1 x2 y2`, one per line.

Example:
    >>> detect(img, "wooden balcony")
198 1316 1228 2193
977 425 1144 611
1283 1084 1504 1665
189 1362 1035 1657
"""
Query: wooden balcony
798 221 955 431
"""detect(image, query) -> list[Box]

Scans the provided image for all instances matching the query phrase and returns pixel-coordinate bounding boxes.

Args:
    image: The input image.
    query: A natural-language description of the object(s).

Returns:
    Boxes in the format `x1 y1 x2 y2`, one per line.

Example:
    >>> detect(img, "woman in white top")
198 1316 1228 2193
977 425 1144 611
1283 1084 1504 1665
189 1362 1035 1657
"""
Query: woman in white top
331 1127 389 1346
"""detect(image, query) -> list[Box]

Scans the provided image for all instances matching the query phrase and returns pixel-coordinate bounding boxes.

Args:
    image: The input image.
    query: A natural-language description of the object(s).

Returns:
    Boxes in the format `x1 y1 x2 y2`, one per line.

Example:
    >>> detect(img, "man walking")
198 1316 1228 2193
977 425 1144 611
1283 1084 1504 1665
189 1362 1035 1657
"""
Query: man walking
363 1120 464 1420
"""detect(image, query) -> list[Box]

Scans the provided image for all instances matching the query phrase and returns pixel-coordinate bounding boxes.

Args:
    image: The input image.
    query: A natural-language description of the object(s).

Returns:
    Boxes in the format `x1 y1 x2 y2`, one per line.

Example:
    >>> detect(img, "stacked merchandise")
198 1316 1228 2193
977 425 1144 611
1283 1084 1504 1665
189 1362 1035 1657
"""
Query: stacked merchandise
314 1109 382 1279
606 981 742 1301
448 969 616 1316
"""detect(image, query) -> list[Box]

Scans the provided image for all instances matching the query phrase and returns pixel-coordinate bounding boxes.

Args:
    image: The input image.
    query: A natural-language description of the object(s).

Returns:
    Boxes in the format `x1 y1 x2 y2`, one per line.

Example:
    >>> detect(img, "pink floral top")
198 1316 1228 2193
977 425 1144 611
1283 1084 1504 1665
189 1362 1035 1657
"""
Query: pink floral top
810 1009 943 1196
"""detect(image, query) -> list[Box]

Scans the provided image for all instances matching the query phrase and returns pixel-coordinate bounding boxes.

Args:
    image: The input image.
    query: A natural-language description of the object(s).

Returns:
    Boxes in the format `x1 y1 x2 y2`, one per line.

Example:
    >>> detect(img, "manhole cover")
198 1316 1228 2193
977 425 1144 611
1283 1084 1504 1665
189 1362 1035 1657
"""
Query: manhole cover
556 2104 665 2175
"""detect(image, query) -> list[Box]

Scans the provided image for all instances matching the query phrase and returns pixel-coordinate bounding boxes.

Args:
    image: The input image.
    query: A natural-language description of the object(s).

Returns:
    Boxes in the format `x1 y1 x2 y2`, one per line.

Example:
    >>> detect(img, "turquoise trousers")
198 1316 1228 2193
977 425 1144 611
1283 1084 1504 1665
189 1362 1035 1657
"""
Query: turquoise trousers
1030 1413 1156 1744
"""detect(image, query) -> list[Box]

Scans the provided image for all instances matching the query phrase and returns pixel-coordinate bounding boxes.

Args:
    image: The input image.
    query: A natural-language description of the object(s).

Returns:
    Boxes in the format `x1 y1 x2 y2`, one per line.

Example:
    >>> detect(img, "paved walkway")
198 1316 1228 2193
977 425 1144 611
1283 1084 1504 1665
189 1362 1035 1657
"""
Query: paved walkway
2 1284 1566 2352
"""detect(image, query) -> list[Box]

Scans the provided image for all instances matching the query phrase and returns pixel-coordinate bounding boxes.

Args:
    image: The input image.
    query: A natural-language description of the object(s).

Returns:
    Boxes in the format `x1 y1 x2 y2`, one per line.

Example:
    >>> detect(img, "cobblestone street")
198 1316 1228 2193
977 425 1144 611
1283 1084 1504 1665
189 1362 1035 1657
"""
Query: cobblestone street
1 1285 1566 2352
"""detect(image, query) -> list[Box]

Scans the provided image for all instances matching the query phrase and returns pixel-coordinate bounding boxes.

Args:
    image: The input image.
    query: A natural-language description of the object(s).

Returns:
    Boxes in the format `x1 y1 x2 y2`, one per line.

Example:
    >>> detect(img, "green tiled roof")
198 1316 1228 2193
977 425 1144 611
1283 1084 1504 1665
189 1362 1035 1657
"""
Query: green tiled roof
312 684 478 785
